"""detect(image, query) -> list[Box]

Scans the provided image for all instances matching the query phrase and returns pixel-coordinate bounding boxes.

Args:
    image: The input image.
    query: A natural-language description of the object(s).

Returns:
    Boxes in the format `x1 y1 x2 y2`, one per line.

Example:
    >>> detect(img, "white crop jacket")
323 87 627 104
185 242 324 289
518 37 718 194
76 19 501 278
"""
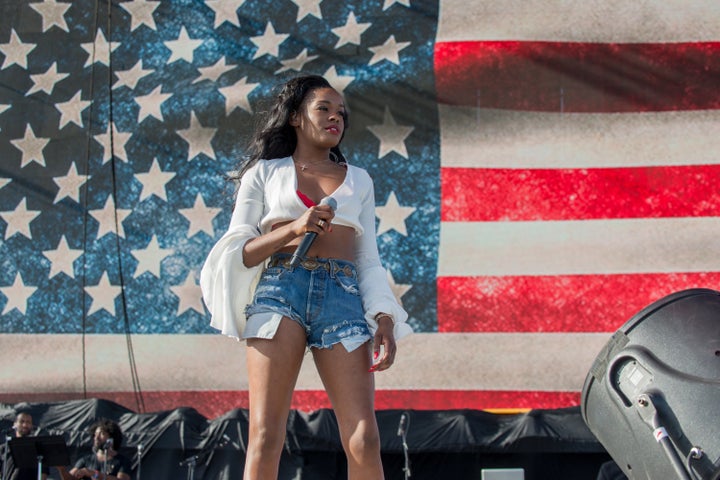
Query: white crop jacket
200 156 412 340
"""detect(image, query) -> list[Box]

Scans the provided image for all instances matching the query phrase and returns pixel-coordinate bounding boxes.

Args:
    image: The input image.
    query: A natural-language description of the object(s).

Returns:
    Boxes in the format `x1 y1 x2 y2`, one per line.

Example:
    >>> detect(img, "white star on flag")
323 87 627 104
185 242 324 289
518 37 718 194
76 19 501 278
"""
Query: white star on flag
179 194 222 237
27 62 69 95
292 0 323 22
90 196 131 239
322 66 355 95
323 65 355 95
0 30 36 69
275 48 319 74
1 198 42 239
95 122 132 163
119 0 161 32
250 22 289 60
206 0 246 28
43 235 83 279
55 90 92 129
85 272 121 316
28 0 71 32
164 26 203 64
135 85 172 122
170 273 206 315
375 191 416 236
367 107 414 159
10 124 50 168
135 158 176 201
387 269 412 306
176 111 217 160
131 235 174 278
0 274 37 315
218 76 259 115
383 0 411 10
193 57 235 84
332 12 371 48
53 162 86 203
113 60 153 90
80 29 119 67
368 35 411 66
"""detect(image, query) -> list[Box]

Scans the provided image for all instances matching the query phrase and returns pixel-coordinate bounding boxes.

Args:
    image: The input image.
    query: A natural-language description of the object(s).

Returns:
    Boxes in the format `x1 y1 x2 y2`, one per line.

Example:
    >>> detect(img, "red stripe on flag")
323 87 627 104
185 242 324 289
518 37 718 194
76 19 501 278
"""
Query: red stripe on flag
437 273 720 332
442 165 720 221
434 41 720 112
374 390 579 411
0 390 579 417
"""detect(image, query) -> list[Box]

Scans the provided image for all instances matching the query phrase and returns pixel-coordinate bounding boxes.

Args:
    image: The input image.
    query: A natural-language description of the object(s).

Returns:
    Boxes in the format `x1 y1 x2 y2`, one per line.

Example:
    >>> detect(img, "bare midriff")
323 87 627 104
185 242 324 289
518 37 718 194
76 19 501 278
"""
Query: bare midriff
273 221 357 263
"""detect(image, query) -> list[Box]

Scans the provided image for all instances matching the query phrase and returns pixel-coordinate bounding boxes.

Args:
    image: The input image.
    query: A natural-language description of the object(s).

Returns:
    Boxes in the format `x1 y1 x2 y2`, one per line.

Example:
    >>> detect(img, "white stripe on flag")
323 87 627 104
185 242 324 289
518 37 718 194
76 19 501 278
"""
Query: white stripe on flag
437 0 720 42
0 333 609 392
439 217 720 276
439 106 720 169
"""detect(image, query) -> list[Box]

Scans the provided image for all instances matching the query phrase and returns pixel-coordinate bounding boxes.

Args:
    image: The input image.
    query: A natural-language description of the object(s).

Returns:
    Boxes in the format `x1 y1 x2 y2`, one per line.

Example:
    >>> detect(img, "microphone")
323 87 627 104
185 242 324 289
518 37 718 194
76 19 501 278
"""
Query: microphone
398 412 412 479
289 196 337 268
397 413 407 437
104 438 113 450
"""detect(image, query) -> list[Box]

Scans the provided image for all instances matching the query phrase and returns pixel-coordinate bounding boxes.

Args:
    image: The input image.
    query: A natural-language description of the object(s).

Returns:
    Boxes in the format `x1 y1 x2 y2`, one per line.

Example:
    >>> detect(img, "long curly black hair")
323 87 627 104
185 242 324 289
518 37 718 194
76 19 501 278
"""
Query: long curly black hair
235 75 349 179
89 418 124 451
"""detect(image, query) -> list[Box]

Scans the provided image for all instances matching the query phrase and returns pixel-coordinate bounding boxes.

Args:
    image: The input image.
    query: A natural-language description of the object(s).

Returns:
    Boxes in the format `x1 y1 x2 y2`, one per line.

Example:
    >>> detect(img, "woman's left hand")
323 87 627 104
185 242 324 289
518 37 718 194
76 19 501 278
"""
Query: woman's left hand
369 316 396 372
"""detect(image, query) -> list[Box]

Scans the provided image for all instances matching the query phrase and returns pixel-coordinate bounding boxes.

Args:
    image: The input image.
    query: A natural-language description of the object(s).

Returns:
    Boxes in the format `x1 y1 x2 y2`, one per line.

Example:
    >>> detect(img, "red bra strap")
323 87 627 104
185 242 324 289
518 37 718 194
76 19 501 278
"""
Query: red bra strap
296 190 316 207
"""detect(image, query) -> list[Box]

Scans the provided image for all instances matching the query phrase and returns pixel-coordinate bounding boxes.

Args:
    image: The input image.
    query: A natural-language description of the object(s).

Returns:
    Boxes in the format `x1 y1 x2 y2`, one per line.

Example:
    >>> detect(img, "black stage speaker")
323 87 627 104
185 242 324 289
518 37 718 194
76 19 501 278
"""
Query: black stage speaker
581 288 720 480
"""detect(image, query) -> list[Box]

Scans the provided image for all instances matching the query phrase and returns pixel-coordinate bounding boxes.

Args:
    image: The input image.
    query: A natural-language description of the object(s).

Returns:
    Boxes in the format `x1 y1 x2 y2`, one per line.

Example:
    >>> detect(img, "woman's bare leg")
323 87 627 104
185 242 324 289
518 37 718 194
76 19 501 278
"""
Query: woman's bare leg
312 342 384 480
244 318 307 480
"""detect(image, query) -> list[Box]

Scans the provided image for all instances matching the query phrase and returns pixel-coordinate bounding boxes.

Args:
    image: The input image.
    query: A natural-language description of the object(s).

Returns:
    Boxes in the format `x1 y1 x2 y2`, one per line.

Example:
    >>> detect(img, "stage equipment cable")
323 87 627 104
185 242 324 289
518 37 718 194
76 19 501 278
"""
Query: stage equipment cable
77 0 146 412
104 0 145 413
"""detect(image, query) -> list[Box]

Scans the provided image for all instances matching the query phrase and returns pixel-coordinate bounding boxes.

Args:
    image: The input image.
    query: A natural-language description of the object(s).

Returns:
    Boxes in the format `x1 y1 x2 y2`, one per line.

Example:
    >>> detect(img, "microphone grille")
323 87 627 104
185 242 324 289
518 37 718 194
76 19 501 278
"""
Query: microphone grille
320 196 337 211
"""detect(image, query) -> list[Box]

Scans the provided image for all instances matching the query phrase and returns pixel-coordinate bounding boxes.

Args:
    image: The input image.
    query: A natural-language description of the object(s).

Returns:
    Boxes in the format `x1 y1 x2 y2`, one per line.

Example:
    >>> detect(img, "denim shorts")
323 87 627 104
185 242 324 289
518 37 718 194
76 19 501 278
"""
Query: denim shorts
244 254 372 352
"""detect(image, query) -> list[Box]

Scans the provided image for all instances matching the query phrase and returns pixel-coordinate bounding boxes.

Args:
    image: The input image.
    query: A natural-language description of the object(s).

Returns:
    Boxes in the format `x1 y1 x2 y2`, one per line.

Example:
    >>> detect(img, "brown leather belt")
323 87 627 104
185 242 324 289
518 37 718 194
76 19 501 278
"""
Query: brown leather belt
268 255 356 277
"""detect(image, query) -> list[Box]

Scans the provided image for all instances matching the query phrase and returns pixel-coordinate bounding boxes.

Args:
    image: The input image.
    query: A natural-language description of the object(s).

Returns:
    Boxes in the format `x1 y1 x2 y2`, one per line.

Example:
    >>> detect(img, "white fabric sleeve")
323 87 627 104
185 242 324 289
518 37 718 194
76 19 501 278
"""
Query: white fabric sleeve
200 163 266 339
354 175 413 340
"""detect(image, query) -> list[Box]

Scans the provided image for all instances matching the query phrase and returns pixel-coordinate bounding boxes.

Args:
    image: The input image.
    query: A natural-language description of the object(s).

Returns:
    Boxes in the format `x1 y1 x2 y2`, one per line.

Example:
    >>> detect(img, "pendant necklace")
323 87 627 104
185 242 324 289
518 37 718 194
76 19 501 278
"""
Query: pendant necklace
295 157 330 173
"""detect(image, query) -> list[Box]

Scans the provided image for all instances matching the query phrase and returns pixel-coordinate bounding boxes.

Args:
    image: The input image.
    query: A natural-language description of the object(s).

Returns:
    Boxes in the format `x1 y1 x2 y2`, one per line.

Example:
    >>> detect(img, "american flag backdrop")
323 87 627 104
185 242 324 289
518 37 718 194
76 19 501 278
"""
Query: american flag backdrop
0 0 718 418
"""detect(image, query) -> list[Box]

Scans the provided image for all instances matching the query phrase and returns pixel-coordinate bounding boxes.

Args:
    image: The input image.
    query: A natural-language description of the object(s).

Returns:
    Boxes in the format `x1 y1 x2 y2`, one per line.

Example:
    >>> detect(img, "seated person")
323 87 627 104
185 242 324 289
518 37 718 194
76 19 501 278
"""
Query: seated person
63 419 131 480
0 411 49 480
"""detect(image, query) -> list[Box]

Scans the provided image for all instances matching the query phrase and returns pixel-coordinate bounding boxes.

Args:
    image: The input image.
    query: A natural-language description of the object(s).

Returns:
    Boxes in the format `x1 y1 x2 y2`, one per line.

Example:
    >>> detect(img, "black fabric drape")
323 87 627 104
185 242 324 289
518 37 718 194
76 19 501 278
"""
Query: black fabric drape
0 399 611 480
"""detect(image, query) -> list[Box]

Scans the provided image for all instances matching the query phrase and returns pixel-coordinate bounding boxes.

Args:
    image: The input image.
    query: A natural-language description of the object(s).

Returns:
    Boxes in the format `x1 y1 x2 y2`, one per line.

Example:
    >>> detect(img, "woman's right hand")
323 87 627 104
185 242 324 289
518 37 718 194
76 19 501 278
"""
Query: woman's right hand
292 204 335 237
242 203 336 267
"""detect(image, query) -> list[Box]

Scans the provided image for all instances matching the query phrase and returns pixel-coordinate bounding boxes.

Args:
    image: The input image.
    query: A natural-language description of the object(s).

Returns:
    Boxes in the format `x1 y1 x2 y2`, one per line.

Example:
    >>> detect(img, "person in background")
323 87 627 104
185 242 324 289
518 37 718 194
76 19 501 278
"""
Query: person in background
201 74 412 479
0 411 49 480
65 419 131 480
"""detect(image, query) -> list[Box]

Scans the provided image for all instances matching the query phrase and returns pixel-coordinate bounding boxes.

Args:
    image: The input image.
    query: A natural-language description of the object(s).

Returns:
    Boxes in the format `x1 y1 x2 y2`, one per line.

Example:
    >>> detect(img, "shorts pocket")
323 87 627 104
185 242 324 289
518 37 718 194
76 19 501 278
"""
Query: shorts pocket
253 267 291 302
